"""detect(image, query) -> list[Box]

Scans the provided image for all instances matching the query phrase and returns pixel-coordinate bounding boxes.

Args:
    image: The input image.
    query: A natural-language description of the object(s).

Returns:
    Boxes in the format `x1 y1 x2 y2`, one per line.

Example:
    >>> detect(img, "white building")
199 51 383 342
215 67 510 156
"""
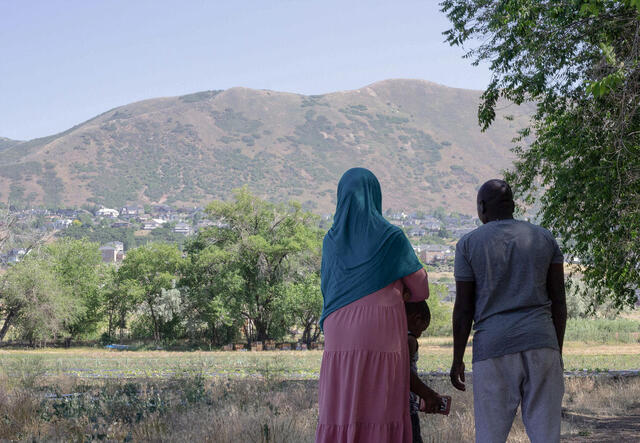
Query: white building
96 207 120 218
53 218 73 229
174 222 191 235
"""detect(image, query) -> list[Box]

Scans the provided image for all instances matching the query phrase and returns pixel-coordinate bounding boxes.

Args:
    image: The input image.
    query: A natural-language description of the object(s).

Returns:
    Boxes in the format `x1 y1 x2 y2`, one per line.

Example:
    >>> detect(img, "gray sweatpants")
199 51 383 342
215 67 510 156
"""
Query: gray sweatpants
472 348 564 443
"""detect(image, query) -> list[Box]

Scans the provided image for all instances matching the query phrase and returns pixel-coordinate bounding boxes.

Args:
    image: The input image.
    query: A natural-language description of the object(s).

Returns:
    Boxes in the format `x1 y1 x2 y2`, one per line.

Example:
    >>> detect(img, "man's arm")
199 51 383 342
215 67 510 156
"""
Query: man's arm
547 262 567 353
450 280 475 391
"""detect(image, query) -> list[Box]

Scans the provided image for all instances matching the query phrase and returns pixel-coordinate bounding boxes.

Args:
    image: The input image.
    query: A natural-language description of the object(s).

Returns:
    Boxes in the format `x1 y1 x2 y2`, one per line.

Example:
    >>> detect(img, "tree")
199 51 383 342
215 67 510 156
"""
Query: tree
426 283 453 336
185 187 322 343
46 238 107 342
284 273 323 346
116 243 183 342
0 209 57 342
441 0 640 308
0 251 74 344
180 245 242 346
103 266 131 341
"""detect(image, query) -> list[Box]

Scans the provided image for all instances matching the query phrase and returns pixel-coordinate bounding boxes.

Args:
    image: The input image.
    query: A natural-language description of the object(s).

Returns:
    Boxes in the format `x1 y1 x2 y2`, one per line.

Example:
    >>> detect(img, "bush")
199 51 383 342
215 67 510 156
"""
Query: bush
427 283 453 336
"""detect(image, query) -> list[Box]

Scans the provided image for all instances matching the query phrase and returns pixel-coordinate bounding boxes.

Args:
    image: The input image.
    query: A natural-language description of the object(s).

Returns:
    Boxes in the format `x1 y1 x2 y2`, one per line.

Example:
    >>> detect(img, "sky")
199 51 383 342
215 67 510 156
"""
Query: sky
0 0 490 141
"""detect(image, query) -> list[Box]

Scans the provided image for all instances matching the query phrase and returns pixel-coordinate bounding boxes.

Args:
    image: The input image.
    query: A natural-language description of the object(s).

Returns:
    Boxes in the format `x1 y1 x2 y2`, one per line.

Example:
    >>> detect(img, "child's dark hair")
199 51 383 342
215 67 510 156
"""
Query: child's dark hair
405 300 430 322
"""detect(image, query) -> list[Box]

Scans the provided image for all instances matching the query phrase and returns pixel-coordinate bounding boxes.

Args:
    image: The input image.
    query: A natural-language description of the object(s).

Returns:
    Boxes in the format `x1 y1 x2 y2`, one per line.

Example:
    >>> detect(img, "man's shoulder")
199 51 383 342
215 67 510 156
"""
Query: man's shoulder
457 223 490 245
518 220 557 241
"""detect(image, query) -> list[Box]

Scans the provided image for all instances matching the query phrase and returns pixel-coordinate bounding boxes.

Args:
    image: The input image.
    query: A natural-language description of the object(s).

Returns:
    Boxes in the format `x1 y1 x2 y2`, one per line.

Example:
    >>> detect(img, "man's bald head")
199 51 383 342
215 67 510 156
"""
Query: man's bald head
477 179 515 223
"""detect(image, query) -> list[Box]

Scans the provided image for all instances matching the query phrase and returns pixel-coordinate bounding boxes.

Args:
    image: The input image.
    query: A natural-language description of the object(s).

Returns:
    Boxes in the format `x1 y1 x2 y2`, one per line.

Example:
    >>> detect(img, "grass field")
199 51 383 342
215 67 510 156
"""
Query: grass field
1 366 639 441
1 318 639 441
1 337 639 380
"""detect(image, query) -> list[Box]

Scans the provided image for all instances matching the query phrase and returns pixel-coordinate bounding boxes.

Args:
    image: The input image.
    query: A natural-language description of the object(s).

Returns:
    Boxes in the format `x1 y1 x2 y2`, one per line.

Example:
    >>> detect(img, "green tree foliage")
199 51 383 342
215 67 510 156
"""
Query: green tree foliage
442 0 640 308
180 242 242 346
0 250 73 344
102 266 131 341
426 283 453 336
117 243 184 342
63 221 139 251
284 273 323 346
46 238 107 340
184 187 322 343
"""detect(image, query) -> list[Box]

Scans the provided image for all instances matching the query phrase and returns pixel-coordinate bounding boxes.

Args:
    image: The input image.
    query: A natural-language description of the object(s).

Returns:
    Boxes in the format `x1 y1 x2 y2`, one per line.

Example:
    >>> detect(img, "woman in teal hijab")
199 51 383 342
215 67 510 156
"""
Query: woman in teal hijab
316 168 430 443
320 168 424 328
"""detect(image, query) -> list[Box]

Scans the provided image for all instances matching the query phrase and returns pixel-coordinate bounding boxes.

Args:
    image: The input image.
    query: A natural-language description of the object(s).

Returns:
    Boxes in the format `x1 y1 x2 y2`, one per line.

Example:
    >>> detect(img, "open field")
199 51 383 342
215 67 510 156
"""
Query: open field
1 367 639 442
1 337 639 379
1 323 638 441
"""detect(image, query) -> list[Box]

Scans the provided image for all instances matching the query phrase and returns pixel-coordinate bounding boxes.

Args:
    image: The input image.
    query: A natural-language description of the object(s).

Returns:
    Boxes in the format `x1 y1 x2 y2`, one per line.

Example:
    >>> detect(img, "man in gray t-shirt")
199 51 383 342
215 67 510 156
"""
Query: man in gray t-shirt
450 179 567 443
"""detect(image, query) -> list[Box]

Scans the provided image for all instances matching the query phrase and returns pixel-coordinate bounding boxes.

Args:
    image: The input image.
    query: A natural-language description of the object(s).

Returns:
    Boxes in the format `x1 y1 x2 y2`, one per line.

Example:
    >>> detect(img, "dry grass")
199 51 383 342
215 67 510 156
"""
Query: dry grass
1 360 639 442
2 338 638 381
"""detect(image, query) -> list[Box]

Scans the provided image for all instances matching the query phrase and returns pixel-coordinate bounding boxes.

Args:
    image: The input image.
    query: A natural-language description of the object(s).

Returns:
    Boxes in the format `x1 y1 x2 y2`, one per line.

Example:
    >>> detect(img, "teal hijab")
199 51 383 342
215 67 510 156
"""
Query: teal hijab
319 168 423 329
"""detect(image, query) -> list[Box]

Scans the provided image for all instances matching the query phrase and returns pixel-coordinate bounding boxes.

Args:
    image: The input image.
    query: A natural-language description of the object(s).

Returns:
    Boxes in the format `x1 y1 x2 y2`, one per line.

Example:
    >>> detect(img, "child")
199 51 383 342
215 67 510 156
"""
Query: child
406 299 445 443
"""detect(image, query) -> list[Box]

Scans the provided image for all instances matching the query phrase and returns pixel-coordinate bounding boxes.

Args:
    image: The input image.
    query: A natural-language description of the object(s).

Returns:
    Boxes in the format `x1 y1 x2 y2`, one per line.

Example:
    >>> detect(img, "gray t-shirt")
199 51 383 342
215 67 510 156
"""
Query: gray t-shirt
454 219 564 363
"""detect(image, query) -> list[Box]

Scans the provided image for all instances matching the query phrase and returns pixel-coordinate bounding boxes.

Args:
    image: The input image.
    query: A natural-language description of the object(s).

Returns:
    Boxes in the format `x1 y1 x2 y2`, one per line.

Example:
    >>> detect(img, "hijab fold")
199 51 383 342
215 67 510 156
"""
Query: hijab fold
320 168 422 329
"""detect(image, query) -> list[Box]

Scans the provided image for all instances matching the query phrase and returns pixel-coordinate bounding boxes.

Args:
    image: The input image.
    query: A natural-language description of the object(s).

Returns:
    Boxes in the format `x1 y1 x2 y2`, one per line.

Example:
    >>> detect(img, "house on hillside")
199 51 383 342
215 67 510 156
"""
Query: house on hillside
99 242 125 264
143 220 161 230
143 219 167 230
173 222 191 235
96 207 120 218
53 218 73 229
152 204 172 215
388 211 408 220
407 228 426 238
111 220 132 228
423 221 442 232
106 241 124 252
55 209 78 218
417 245 452 264
120 205 144 216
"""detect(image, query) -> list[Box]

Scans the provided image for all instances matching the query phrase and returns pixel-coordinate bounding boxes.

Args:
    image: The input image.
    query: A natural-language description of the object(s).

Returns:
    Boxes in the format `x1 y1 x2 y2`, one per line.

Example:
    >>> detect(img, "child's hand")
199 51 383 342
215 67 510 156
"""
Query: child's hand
419 391 441 414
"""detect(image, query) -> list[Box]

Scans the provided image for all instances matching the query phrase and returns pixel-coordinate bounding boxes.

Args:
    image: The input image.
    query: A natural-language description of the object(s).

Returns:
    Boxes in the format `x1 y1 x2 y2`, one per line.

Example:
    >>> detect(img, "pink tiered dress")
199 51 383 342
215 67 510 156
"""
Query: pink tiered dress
316 268 429 443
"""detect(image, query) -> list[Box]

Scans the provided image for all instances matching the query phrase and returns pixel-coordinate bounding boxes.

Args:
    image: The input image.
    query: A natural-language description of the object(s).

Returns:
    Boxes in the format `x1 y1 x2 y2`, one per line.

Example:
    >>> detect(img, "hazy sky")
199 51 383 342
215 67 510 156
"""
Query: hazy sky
1 0 490 140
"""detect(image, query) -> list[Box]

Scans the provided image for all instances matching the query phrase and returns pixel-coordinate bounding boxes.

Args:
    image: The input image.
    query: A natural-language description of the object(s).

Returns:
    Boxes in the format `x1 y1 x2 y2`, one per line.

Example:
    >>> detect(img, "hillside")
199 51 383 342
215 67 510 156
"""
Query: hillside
0 79 531 214
0 137 22 152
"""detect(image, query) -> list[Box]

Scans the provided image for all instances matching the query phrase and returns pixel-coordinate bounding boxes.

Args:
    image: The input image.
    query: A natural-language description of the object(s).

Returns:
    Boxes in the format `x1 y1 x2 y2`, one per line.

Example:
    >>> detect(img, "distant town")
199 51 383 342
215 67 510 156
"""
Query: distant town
1 204 483 269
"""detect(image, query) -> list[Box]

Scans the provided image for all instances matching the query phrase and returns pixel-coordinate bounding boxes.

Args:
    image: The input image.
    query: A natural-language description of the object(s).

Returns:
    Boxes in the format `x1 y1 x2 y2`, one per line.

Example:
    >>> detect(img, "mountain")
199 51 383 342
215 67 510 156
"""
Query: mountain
0 79 531 215
0 137 22 151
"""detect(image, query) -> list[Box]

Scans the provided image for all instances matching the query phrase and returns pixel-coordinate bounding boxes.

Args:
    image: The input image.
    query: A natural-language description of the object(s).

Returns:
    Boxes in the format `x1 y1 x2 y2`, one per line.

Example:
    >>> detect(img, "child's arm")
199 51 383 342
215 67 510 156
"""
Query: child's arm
410 372 441 413
408 335 441 413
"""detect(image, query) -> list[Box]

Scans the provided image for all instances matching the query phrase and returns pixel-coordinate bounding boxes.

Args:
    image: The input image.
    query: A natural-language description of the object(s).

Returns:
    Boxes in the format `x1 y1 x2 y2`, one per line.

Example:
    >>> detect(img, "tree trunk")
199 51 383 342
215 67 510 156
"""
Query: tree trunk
148 302 160 342
0 309 16 342
118 308 127 340
243 323 252 346
255 320 268 343
302 325 310 346
107 311 114 341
